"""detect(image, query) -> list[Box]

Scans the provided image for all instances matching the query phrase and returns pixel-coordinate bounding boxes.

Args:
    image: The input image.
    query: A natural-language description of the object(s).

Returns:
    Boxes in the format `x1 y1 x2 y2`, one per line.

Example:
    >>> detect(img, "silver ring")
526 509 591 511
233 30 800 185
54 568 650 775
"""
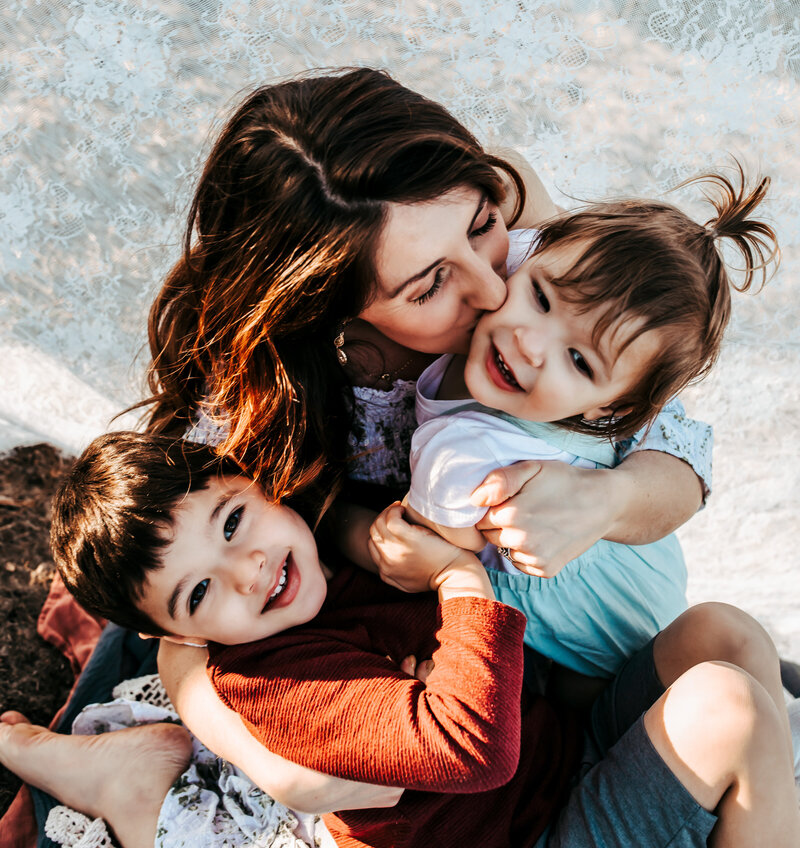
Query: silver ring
497 546 513 562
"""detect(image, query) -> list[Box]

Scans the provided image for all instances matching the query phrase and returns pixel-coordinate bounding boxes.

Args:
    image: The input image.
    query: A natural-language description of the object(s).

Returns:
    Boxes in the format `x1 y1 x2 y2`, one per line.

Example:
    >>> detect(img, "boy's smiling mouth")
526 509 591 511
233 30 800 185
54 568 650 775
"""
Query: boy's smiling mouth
261 553 297 613
487 343 522 391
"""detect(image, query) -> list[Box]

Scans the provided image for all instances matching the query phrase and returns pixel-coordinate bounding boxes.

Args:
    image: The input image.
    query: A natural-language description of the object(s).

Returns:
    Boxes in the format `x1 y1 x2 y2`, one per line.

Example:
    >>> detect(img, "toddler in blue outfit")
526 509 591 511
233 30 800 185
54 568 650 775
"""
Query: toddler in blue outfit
404 166 777 678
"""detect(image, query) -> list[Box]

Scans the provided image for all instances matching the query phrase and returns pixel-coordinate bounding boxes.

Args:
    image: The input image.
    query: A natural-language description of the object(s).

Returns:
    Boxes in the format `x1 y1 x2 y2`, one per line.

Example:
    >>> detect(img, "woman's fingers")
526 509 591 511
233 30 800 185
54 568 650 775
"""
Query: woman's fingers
470 460 542 507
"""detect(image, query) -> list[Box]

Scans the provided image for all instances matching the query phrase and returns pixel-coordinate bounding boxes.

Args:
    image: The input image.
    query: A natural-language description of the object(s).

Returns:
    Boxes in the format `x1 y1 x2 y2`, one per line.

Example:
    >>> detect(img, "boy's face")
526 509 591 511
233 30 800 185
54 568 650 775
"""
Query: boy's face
137 475 328 646
464 240 662 424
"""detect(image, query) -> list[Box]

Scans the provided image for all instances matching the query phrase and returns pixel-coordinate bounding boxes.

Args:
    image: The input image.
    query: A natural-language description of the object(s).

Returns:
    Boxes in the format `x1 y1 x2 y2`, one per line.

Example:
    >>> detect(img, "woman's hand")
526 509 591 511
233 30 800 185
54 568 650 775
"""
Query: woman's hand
472 452 703 578
471 460 620 578
157 640 403 814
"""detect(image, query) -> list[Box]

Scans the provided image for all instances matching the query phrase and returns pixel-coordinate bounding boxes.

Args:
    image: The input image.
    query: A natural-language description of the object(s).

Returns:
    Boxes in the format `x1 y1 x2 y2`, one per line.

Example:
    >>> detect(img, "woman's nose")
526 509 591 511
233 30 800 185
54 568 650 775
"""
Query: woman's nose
465 265 507 312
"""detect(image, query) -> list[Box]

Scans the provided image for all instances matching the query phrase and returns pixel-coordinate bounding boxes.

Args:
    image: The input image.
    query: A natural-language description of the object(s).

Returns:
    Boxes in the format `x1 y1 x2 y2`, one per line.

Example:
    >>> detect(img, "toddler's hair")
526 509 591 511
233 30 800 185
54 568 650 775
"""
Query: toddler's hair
51 432 242 636
535 162 778 440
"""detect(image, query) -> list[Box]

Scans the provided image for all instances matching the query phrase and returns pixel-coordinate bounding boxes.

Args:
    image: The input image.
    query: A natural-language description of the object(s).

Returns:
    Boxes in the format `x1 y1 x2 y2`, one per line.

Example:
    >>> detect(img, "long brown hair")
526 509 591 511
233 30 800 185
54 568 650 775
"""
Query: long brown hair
145 68 524 517
534 161 778 441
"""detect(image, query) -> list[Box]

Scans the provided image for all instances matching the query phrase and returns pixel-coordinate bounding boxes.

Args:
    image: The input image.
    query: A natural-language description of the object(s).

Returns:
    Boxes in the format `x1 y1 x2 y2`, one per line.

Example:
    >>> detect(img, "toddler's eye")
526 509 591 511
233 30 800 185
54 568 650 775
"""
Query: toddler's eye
223 506 244 541
570 349 593 378
532 281 550 312
189 579 209 615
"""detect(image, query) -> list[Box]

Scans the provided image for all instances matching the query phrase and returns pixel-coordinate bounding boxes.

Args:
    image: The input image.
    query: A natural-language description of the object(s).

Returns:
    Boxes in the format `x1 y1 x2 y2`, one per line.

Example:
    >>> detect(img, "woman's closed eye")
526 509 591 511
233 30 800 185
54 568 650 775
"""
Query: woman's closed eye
223 505 244 541
470 210 497 239
189 578 209 615
413 267 448 305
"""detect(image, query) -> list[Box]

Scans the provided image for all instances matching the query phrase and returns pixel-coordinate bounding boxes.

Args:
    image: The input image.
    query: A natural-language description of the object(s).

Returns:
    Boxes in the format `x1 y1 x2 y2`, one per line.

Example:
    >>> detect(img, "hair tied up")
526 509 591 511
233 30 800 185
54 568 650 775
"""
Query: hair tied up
681 159 779 294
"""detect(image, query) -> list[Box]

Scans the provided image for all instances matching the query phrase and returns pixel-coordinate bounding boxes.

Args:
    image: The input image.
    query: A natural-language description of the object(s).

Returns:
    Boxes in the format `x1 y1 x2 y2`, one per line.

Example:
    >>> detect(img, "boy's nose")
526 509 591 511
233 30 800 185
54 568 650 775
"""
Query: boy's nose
233 553 262 594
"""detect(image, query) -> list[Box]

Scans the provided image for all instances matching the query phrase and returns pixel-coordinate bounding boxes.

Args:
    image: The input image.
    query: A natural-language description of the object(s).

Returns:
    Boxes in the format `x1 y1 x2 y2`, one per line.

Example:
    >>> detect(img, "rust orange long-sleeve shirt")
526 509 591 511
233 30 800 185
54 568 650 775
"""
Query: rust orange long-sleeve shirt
208 567 581 848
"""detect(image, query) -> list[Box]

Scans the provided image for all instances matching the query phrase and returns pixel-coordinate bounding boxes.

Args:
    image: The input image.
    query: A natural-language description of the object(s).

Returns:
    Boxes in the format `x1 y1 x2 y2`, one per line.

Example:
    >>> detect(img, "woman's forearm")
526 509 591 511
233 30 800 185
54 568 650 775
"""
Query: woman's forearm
604 450 704 544
157 639 402 814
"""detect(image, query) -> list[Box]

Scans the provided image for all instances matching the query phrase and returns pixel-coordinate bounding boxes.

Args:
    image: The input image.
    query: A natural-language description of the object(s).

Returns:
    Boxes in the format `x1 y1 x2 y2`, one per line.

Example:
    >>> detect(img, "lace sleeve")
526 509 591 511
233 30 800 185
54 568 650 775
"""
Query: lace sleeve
616 398 713 503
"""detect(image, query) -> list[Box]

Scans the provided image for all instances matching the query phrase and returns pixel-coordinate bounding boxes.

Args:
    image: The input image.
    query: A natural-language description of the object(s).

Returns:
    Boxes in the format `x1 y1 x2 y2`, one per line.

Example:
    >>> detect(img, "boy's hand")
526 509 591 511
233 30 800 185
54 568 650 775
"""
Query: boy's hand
368 502 471 593
370 503 495 602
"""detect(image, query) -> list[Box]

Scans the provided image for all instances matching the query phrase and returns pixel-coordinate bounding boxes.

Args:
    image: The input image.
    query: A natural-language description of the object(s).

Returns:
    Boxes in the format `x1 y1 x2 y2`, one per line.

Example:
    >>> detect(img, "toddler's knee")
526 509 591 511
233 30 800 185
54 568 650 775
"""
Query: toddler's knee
671 661 764 745
682 602 777 671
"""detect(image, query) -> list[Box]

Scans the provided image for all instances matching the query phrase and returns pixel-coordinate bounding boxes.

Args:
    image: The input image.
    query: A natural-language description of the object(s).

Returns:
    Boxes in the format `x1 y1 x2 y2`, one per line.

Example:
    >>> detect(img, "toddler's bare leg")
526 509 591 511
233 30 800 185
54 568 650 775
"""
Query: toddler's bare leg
654 602 792 751
644 662 800 846
0 711 191 848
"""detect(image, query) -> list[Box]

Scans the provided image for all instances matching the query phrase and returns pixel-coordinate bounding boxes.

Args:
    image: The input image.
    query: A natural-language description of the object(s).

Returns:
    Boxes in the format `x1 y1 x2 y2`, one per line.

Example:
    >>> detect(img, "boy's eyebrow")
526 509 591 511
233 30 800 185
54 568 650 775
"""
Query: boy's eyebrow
166 490 235 619
167 577 188 620
387 194 488 297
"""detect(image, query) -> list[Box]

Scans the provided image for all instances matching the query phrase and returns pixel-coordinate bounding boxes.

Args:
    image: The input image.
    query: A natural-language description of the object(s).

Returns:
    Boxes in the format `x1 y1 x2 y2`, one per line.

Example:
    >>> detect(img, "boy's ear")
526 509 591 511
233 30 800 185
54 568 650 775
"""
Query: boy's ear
139 632 208 649
159 634 209 648
583 403 632 421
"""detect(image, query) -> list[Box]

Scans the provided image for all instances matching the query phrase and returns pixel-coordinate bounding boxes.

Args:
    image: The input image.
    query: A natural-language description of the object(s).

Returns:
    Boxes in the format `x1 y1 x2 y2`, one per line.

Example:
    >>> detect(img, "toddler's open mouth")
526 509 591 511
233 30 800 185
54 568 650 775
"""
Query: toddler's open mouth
487 343 522 390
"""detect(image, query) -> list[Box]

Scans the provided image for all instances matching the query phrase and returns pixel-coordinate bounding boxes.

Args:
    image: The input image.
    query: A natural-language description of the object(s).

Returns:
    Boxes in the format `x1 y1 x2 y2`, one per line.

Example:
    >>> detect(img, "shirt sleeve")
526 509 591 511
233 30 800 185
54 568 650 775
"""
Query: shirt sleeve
616 397 713 502
407 417 501 527
209 597 527 793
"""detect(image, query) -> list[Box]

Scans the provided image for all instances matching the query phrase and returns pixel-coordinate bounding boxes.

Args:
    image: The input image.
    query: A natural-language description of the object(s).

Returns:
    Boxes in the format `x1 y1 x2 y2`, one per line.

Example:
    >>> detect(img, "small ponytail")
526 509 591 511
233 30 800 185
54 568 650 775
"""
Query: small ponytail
681 160 779 293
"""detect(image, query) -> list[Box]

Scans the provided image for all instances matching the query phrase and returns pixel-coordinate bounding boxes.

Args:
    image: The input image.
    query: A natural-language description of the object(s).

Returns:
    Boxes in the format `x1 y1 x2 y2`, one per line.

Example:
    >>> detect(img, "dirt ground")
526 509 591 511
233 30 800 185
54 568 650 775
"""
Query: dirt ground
0 444 75 816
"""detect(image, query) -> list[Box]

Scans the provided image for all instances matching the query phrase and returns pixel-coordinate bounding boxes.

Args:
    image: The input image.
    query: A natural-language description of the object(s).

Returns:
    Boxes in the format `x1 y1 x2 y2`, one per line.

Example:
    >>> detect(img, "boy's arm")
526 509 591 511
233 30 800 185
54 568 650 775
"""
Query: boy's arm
157 640 402 814
211 508 526 792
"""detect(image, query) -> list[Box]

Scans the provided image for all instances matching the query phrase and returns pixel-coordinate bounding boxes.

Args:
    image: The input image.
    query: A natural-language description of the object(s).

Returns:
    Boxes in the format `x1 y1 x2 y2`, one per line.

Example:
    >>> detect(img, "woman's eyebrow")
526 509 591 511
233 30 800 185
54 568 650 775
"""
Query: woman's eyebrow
389 193 488 297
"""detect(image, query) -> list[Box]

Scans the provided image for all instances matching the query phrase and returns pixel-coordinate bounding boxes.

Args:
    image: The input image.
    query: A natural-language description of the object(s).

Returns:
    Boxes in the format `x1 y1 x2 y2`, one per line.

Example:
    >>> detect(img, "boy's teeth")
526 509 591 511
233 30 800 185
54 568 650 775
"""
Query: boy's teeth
268 564 288 600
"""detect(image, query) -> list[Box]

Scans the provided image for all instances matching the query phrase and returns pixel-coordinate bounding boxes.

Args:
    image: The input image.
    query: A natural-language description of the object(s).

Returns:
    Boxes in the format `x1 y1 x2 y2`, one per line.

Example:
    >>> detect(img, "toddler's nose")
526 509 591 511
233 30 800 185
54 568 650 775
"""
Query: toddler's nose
515 326 546 367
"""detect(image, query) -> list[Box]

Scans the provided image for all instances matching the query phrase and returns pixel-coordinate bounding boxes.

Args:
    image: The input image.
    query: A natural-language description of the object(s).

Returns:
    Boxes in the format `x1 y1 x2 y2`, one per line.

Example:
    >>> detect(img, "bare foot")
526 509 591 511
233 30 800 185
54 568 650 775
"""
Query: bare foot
0 711 192 848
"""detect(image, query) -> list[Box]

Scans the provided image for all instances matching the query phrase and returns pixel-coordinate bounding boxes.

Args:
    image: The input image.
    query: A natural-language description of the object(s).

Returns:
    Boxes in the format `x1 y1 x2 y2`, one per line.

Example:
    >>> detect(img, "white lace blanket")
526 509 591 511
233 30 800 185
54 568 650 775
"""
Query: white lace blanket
44 674 336 848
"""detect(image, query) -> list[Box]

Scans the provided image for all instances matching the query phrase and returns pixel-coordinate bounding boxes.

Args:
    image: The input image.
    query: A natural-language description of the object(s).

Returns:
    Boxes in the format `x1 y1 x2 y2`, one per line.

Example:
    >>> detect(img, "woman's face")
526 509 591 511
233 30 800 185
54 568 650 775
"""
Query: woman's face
360 187 509 355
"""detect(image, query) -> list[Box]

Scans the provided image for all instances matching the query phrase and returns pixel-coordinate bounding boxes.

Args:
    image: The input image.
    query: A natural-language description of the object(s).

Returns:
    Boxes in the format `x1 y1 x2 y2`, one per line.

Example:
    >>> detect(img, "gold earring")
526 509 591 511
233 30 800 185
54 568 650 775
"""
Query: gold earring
334 323 348 365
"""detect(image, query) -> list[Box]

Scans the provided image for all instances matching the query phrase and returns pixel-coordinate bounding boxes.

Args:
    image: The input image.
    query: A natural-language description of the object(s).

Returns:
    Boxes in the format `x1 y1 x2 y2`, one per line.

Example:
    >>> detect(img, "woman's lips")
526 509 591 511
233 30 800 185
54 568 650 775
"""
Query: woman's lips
485 344 522 391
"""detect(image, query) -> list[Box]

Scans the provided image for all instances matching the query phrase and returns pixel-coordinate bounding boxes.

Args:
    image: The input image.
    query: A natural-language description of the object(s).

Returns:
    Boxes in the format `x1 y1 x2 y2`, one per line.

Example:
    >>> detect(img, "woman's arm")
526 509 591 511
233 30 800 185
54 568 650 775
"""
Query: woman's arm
157 640 403 814
474 451 703 578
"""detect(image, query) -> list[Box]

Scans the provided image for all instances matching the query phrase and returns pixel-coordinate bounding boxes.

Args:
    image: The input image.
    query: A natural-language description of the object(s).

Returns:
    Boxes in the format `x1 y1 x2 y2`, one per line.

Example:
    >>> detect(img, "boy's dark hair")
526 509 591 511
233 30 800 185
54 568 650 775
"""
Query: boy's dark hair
51 432 242 635
536 164 778 441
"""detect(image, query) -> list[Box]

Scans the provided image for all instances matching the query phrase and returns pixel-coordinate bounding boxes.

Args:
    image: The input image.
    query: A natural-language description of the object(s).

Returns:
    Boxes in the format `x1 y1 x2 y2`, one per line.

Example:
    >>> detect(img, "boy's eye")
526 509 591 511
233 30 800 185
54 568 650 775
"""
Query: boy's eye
532 281 550 312
189 579 209 615
570 349 593 378
470 210 497 239
223 506 244 541
413 267 447 305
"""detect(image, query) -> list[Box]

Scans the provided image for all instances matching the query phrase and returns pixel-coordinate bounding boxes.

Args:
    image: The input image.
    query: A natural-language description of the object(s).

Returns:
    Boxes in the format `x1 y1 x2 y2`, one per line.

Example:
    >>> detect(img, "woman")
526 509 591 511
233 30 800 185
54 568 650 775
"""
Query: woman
4 68 712 846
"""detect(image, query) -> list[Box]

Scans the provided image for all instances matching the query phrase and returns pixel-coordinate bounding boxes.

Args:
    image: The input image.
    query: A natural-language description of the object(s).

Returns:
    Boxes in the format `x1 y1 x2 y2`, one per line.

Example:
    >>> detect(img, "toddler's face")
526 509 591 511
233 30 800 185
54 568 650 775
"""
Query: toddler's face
137 475 327 645
464 240 662 424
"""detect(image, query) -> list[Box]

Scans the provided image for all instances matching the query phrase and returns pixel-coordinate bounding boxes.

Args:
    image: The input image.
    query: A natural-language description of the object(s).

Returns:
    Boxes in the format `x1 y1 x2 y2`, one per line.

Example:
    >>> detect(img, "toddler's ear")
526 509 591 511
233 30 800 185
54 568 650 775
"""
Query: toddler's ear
583 403 632 421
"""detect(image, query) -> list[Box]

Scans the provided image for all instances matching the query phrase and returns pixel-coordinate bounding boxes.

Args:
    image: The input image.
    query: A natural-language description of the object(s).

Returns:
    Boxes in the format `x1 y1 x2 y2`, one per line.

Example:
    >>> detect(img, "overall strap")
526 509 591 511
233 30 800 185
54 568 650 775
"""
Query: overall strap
445 402 616 468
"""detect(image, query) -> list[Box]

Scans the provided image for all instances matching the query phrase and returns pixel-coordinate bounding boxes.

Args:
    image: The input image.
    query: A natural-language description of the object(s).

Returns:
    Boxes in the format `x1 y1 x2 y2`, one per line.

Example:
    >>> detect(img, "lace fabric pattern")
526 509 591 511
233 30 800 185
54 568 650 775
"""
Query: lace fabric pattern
1 1 798 651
